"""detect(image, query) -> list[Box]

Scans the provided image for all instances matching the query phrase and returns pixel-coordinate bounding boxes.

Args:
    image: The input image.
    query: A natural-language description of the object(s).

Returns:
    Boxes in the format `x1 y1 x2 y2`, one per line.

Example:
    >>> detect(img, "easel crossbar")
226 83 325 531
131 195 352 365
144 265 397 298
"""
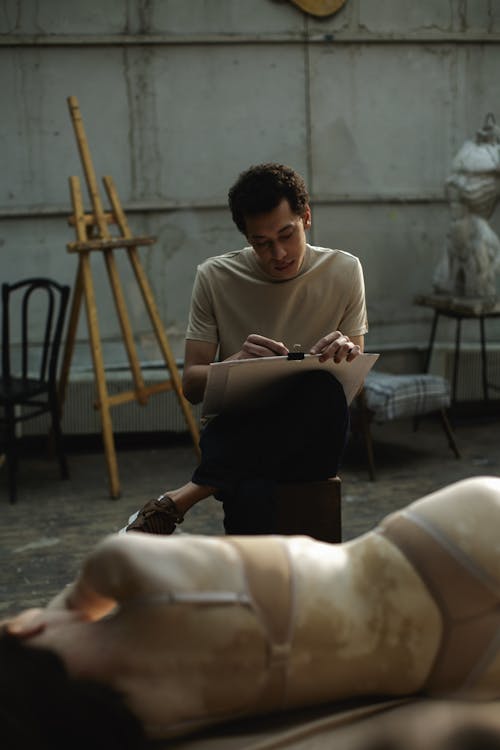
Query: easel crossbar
97 380 175 409
67 236 155 253
68 212 115 228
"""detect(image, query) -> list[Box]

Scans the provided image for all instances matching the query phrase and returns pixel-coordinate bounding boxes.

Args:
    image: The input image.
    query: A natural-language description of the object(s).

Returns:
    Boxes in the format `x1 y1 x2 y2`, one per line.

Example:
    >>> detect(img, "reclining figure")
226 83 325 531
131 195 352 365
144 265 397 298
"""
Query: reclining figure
2 476 500 748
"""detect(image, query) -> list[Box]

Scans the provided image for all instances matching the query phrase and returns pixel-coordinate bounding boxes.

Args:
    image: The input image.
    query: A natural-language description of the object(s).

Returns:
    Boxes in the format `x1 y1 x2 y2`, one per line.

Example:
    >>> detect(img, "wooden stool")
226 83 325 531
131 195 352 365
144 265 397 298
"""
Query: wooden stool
274 477 342 543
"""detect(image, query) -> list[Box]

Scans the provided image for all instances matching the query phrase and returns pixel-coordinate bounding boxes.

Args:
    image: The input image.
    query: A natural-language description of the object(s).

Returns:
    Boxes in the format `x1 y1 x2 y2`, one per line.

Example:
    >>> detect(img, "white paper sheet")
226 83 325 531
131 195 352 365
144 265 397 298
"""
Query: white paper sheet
202 352 379 417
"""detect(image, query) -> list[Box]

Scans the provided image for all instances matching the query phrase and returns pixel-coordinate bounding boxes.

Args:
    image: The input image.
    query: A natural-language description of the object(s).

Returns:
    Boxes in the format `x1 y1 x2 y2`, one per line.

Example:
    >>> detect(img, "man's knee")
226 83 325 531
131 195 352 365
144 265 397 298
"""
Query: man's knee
283 369 345 399
296 370 347 416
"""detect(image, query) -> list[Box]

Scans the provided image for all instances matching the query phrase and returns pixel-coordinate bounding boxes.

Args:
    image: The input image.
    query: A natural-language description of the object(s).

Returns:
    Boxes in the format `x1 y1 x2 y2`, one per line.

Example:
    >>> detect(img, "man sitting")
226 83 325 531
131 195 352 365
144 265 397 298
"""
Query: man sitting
125 163 368 535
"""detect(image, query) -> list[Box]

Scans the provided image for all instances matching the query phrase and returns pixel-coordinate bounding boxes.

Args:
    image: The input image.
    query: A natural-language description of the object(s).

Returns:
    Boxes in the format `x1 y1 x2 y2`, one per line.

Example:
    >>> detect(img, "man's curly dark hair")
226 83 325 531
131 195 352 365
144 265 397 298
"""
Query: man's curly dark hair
0 632 146 750
228 163 310 235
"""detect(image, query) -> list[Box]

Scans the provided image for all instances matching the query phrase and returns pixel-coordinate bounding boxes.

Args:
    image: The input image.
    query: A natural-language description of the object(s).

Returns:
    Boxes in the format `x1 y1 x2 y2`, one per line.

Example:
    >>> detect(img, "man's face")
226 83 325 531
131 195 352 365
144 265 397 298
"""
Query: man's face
245 198 311 281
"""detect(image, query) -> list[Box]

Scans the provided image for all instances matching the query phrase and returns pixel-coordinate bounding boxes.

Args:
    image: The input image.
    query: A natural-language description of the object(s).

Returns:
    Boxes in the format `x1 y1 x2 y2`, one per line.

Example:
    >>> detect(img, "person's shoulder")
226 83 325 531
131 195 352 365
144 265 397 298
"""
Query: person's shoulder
307 245 362 269
197 247 252 275
83 532 175 572
309 245 359 260
84 533 134 564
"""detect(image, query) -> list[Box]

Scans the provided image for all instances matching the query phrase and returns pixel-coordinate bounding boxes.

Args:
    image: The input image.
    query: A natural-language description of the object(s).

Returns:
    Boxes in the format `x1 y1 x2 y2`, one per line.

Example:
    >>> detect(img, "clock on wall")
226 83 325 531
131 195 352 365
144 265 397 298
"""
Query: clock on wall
289 0 347 17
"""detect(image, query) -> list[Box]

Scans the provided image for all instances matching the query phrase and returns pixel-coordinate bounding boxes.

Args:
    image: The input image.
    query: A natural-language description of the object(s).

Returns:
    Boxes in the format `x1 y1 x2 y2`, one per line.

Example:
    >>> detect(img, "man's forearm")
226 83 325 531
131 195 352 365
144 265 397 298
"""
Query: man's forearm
182 364 210 404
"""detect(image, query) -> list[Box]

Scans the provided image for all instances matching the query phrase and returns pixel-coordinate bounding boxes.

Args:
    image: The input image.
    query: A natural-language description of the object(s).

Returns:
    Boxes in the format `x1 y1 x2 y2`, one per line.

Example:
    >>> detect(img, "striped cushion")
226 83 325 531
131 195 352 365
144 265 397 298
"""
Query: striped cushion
363 372 451 423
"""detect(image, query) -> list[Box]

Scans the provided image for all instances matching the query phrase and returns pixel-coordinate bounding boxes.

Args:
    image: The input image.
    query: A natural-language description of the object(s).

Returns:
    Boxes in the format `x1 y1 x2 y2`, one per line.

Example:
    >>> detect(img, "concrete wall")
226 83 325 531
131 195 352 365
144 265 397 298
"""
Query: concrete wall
1 0 500 376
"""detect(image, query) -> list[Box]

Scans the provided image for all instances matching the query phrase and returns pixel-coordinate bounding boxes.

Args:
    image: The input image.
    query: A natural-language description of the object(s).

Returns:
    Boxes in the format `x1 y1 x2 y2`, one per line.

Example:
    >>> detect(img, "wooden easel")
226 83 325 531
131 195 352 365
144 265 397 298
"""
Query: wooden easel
58 96 200 499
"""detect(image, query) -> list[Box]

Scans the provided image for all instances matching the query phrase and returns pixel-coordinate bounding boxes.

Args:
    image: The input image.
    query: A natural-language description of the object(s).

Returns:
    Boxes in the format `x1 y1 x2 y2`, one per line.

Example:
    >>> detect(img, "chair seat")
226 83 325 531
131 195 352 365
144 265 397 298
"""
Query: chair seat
363 371 451 423
0 377 49 404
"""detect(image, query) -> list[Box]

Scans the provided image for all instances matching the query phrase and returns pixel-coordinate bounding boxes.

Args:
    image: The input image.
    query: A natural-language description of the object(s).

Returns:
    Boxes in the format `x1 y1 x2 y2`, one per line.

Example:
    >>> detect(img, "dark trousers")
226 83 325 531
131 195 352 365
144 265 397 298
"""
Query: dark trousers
192 369 349 534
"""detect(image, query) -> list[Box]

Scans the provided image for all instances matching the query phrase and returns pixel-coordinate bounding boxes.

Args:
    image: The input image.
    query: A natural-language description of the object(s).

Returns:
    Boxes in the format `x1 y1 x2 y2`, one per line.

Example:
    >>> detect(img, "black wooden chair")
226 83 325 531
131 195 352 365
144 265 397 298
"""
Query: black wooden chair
0 278 70 503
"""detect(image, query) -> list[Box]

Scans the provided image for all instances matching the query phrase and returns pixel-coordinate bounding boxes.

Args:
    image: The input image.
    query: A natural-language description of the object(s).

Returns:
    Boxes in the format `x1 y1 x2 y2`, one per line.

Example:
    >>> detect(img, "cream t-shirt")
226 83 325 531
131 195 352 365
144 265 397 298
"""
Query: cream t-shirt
186 244 368 361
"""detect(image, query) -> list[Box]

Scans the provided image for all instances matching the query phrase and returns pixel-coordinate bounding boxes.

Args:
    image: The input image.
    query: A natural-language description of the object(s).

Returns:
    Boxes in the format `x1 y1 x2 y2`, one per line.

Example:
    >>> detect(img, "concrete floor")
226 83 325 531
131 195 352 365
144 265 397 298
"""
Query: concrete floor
1 413 500 619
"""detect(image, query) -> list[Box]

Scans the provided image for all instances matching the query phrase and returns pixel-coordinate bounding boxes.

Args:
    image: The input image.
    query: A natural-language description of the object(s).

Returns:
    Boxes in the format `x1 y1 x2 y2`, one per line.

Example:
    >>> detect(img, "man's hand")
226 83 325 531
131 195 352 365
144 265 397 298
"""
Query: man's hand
183 336 288 403
229 334 289 360
310 332 363 363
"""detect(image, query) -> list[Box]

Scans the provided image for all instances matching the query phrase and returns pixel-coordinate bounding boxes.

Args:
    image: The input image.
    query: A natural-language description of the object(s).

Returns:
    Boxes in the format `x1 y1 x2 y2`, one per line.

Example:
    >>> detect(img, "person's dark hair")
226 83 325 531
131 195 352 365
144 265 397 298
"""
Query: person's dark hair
0 632 146 750
228 163 309 235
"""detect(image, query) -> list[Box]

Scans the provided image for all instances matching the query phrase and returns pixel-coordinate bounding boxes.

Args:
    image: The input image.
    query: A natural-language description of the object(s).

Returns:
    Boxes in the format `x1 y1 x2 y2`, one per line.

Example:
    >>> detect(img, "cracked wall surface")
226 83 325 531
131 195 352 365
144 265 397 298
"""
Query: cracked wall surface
1 0 500 368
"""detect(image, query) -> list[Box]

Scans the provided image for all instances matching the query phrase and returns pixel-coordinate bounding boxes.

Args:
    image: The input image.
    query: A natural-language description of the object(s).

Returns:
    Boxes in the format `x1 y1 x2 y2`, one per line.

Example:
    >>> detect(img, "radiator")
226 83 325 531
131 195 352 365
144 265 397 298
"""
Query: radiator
21 370 202 436
19 347 500 437
441 348 500 401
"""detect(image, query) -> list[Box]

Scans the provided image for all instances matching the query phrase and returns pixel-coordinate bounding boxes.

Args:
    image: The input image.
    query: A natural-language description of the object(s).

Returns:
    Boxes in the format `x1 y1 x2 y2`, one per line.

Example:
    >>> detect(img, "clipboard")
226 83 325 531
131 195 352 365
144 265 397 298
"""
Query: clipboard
201 352 379 418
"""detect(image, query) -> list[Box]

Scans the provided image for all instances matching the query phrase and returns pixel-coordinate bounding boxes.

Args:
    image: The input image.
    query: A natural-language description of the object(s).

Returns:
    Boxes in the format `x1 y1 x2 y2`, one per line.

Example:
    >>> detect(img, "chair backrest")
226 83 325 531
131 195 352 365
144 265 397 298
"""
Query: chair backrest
1 278 70 387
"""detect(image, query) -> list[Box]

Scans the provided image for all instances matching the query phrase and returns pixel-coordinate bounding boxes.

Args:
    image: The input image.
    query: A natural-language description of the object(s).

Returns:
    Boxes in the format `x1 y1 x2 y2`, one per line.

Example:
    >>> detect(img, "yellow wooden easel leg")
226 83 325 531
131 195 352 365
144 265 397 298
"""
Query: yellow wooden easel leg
81 252 121 498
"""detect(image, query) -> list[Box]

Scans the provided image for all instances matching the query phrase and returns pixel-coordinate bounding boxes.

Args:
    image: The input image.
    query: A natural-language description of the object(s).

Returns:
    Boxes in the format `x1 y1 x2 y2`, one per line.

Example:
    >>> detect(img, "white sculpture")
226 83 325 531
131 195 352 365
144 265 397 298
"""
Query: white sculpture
433 113 500 300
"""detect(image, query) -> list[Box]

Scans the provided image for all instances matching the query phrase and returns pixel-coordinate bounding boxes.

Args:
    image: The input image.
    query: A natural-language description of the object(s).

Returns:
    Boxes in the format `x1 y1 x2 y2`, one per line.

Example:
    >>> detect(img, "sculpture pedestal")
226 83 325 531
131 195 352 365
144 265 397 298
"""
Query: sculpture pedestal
414 293 500 403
